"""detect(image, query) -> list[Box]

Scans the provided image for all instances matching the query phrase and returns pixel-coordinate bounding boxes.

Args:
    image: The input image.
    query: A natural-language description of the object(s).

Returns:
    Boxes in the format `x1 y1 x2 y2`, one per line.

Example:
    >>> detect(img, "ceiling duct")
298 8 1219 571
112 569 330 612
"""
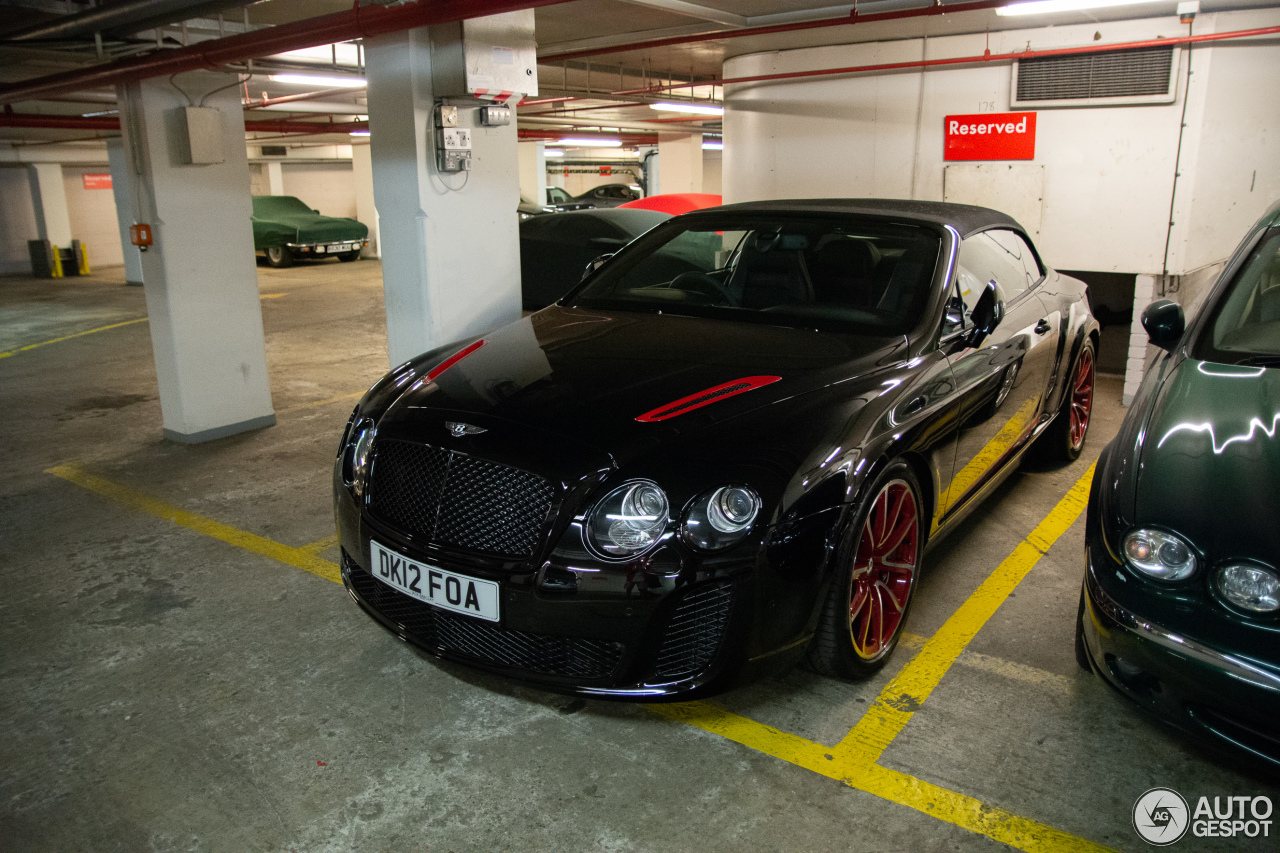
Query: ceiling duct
2 0 259 42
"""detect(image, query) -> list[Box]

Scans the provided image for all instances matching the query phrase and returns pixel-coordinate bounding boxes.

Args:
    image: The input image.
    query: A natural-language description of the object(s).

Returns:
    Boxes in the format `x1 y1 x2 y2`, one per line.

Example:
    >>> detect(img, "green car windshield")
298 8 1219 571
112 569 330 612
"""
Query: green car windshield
569 214 941 335
1198 228 1280 364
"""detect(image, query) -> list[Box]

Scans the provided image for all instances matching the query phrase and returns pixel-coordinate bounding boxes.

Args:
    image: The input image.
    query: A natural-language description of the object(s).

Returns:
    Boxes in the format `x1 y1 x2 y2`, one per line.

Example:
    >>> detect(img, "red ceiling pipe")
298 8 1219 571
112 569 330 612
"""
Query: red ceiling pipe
517 128 658 145
0 111 369 134
539 0 1009 63
609 24 1280 96
0 0 574 106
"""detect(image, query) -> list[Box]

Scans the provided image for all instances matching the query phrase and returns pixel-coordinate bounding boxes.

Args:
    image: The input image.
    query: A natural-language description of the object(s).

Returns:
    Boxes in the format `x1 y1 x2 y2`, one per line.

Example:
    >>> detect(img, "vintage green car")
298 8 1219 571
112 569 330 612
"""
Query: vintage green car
251 195 368 268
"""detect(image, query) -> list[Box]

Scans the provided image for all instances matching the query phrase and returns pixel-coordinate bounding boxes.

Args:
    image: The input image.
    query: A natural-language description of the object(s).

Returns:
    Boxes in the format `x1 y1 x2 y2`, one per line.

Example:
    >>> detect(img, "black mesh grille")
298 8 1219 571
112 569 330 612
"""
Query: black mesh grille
653 582 734 677
345 554 624 680
368 438 556 557
1016 47 1174 102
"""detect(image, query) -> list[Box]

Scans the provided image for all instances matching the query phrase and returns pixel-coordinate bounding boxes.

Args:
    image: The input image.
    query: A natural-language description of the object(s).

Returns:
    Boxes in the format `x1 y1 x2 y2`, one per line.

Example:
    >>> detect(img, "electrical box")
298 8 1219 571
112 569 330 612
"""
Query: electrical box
429 9 537 101
437 125 472 172
480 105 511 127
179 106 224 165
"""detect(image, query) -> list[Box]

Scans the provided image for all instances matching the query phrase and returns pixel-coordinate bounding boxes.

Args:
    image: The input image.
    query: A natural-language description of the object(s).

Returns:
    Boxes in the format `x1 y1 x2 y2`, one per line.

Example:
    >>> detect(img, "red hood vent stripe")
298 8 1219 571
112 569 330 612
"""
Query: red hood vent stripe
636 375 782 423
426 339 486 382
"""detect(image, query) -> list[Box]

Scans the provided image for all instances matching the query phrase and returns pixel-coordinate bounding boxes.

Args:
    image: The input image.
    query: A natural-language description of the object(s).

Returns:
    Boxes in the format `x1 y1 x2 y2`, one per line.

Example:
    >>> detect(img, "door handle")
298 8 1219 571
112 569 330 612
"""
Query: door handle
1034 318 1052 335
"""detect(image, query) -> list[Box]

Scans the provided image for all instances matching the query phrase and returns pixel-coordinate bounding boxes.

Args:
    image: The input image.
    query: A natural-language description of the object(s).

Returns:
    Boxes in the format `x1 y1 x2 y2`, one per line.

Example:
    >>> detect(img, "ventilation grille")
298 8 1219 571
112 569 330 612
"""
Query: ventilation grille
368 439 556 558
345 553 624 680
652 582 735 678
1014 47 1175 105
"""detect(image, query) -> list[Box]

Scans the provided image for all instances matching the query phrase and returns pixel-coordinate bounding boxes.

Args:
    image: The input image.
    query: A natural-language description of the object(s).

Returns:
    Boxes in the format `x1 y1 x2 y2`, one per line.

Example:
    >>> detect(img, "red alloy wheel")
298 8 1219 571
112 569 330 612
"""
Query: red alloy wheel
848 479 920 661
1069 348 1096 450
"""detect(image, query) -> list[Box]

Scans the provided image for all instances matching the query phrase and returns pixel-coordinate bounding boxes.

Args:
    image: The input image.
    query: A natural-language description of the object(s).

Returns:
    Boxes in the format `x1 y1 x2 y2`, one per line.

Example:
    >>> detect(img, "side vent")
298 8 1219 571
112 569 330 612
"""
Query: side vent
635 375 781 423
1012 46 1177 107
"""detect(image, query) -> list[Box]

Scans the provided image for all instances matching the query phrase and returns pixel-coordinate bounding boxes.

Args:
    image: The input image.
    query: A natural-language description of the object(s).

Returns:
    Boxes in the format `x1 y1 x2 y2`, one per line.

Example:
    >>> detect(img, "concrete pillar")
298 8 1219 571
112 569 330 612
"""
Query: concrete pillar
657 132 703 194
352 143 381 258
117 73 275 442
265 160 285 196
517 141 546 205
27 162 73 247
106 139 145 285
364 16 526 367
1122 273 1160 406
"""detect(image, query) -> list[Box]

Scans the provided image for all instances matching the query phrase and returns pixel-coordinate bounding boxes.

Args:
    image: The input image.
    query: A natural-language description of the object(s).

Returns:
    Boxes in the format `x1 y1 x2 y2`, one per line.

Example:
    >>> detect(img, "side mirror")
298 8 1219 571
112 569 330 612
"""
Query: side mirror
1141 299 1185 352
967 280 1005 348
582 252 614 280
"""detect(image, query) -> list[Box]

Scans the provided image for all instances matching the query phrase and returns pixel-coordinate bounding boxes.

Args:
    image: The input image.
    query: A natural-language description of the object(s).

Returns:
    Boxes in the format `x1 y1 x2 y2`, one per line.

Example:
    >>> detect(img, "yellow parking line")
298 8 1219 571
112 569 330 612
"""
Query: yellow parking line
0 317 148 360
260 292 289 299
46 462 340 585
300 533 339 556
833 463 1094 767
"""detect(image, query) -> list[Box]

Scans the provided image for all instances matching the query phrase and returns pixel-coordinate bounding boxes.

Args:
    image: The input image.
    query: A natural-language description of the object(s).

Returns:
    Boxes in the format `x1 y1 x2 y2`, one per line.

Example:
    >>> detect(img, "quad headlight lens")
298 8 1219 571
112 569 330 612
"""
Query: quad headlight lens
343 418 376 497
587 481 670 558
1216 564 1280 614
683 485 761 551
1122 528 1197 581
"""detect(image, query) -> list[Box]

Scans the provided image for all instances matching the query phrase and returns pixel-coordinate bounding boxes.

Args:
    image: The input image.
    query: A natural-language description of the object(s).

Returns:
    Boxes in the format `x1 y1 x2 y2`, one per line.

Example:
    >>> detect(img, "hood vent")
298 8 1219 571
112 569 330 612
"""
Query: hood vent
636 375 781 423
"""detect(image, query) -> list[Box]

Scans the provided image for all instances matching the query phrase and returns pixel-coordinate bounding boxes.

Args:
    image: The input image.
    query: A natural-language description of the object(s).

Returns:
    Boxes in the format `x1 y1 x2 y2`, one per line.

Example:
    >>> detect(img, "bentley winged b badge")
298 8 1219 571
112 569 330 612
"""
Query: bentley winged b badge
445 421 487 438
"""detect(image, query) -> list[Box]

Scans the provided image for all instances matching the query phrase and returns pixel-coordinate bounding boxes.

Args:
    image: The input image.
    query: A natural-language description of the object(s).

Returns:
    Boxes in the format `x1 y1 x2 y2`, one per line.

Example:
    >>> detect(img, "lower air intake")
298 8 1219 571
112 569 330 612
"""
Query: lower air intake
653 581 734 678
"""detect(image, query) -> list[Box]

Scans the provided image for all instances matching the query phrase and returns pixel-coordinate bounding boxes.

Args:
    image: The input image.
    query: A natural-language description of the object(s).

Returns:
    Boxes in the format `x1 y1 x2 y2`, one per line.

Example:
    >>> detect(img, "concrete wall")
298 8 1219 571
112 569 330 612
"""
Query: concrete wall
0 167 39 274
281 162 357 218
63 165 125 267
703 149 722 195
723 8 1280 277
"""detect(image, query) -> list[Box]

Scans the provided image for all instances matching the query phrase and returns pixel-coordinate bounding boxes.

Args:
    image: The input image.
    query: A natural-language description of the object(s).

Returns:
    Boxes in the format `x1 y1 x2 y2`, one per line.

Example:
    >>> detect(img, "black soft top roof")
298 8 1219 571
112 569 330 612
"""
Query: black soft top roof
699 198 1023 238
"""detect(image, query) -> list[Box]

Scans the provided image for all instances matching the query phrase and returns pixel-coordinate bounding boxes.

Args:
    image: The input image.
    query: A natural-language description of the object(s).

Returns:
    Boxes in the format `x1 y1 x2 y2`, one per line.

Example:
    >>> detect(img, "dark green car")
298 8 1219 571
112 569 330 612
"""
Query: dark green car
1079 199 1280 772
251 195 369 268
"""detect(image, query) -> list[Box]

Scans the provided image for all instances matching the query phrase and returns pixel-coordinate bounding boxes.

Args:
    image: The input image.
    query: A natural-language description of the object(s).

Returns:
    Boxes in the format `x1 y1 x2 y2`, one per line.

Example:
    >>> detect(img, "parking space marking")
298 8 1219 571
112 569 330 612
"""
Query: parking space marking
48 459 1105 851
901 633 1074 694
0 317 148 360
46 462 340 584
833 463 1094 767
656 463 1101 853
277 392 361 415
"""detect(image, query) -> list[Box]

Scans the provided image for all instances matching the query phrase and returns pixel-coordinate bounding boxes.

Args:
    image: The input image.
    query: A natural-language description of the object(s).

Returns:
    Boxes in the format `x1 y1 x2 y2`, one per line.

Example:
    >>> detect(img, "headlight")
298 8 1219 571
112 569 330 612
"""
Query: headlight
1122 528 1197 581
682 485 761 551
587 481 669 558
342 418 376 497
1216 564 1280 614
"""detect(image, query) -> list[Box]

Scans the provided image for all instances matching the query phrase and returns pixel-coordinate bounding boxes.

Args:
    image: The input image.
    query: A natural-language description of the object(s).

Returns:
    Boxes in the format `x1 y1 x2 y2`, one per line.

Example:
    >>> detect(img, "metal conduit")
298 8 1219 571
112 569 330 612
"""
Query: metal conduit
2 0 257 41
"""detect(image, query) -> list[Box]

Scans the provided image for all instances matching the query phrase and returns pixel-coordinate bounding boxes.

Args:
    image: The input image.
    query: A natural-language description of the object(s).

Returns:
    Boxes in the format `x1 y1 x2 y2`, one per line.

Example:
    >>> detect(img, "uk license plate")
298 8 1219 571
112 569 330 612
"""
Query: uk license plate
368 540 500 622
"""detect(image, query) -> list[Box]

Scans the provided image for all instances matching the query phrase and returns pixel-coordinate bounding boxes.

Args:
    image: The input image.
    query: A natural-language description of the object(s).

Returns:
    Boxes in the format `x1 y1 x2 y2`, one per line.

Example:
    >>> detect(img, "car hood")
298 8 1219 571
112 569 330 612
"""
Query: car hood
382 306 905 464
252 211 367 243
1136 358 1280 561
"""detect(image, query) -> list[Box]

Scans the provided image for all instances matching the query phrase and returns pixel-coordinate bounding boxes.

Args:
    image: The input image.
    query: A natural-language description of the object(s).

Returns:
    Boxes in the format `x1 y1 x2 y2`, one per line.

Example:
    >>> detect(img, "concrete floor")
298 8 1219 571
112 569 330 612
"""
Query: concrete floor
2 261 1276 852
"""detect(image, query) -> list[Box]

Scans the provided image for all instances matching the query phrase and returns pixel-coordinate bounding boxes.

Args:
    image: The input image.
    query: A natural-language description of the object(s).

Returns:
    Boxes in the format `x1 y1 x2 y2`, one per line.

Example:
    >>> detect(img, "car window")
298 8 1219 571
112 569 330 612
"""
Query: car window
571 215 942 336
1197 229 1280 363
546 187 571 204
941 280 968 338
987 229 1043 290
957 231 1032 306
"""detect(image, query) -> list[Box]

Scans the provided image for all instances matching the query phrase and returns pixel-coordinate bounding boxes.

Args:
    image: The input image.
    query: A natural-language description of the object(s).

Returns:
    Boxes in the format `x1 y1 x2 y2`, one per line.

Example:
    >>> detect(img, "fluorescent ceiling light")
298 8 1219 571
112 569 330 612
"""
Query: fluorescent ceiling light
544 149 565 157
702 141 724 150
269 73 366 88
82 108 118 117
650 102 724 116
558 137 622 147
349 130 370 137
996 0 1166 15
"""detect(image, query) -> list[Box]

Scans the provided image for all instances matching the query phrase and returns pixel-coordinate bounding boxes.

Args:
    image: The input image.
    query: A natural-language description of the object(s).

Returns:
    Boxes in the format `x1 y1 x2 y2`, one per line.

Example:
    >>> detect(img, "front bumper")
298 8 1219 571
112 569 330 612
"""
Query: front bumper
1081 548 1280 770
286 239 367 256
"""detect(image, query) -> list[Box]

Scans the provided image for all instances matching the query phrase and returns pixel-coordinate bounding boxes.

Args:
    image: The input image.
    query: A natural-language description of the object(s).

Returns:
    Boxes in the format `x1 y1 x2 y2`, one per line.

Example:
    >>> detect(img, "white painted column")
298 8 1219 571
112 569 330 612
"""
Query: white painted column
265 160 285 196
106 139 144 285
1122 273 1160 406
517 140 546 205
352 143 381 258
657 132 703 194
117 73 275 443
364 19 524 367
27 162 73 247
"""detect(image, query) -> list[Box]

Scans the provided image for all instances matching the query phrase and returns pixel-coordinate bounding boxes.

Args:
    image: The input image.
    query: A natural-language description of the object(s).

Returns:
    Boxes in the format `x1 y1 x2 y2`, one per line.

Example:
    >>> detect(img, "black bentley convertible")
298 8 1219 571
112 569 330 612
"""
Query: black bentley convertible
335 199 1099 699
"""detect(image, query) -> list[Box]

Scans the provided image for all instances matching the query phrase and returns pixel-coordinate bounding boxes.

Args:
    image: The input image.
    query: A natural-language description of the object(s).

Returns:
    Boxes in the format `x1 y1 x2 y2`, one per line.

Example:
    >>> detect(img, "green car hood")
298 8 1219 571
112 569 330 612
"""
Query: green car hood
251 196 368 246
1137 357 1280 563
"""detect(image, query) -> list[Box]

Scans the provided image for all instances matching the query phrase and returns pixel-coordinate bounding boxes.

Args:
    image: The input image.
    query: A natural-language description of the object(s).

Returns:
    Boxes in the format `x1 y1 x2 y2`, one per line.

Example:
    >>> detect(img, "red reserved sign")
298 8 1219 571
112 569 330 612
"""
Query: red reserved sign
83 173 113 189
944 112 1036 161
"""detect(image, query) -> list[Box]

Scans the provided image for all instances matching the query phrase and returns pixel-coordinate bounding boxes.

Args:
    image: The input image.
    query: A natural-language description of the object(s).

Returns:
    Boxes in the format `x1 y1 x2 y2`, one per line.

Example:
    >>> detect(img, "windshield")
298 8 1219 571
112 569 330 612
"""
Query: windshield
568 214 942 334
1197 228 1280 364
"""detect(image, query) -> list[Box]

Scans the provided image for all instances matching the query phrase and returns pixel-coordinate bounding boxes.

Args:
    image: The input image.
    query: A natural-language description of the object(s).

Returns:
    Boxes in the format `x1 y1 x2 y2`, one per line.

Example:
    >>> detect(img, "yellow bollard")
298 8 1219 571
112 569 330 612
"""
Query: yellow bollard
78 243 90 275
50 246 64 278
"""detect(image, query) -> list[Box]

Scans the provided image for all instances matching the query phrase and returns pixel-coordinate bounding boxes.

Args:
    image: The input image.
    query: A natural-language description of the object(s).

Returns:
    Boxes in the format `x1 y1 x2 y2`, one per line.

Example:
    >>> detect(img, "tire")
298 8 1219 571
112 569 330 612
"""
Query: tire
264 246 294 268
1036 338 1096 462
809 460 925 679
338 250 360 263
